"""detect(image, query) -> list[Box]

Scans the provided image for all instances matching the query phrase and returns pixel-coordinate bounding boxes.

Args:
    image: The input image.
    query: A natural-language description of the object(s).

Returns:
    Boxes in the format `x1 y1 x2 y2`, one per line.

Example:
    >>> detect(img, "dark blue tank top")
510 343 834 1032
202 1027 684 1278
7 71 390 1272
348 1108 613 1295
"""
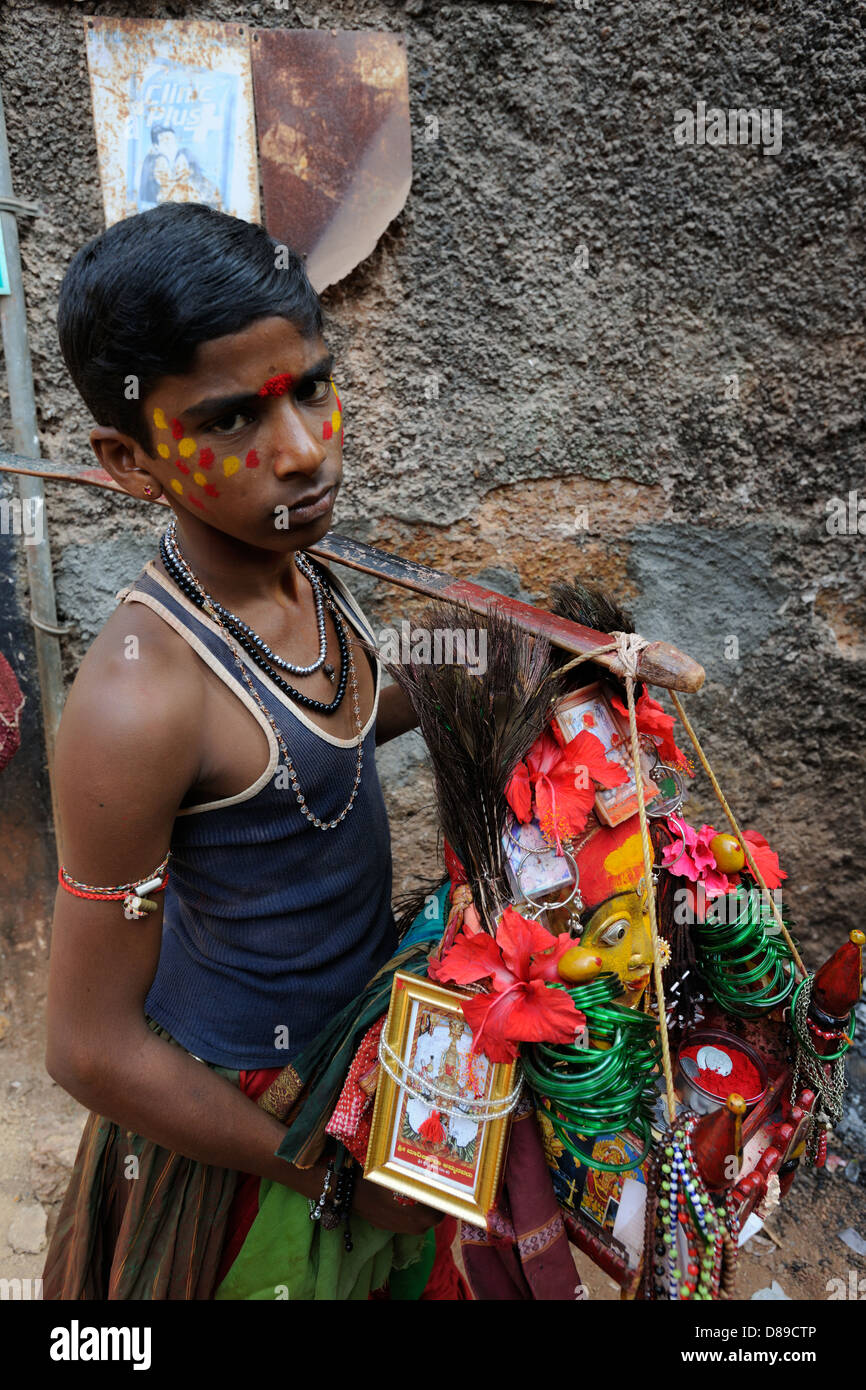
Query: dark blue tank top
114 559 396 1068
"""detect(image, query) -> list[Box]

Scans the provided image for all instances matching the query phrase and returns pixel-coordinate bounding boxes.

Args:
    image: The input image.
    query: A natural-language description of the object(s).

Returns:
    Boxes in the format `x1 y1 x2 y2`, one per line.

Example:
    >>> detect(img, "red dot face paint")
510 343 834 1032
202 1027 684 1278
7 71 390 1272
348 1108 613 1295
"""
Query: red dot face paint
256 372 294 397
245 449 259 468
171 418 184 440
198 447 215 470
203 483 220 498
189 495 206 510
322 421 333 442
175 460 190 475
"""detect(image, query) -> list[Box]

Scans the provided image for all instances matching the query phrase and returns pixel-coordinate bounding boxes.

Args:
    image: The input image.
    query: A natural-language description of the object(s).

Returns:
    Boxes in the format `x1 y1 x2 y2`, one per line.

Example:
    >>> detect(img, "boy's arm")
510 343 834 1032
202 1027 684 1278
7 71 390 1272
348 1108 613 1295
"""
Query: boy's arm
375 680 419 744
45 644 315 1186
45 639 436 1234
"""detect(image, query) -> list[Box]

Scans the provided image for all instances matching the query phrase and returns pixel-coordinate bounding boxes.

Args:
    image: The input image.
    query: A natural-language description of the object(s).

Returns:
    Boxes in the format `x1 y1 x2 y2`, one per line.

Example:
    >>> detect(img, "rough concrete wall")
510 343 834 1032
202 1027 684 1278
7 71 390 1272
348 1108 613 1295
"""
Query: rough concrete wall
0 0 864 966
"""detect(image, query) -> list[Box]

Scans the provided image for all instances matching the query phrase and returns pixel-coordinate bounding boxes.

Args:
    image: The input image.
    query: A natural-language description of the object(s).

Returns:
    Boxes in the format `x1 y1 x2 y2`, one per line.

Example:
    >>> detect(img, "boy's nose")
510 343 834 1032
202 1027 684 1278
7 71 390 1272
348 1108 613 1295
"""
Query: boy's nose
269 402 328 477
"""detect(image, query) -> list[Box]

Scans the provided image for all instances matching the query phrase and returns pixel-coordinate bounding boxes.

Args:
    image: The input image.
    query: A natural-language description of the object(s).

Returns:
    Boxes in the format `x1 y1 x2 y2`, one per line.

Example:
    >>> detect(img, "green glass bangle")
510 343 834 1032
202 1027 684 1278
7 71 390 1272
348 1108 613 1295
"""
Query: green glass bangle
526 972 660 1173
523 1050 629 1098
703 960 794 1014
711 954 786 987
548 1111 654 1173
790 977 856 1062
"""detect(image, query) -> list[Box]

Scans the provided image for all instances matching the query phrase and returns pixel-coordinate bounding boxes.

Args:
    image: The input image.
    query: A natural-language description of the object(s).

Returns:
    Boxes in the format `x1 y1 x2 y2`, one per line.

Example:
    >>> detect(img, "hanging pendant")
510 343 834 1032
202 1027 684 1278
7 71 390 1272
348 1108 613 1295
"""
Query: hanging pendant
324 662 336 683
646 751 686 817
566 899 585 938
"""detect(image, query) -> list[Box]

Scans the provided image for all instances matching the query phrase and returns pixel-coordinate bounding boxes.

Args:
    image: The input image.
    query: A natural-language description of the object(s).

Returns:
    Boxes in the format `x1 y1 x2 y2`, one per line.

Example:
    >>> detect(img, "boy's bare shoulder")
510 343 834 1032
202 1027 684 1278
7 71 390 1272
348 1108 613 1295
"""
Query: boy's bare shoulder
59 597 204 782
54 601 206 881
83 595 202 694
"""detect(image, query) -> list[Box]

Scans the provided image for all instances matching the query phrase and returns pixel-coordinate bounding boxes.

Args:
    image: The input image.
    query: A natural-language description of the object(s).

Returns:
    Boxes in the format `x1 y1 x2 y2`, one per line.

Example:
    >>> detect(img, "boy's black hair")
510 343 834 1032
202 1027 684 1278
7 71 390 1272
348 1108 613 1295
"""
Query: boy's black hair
57 202 324 453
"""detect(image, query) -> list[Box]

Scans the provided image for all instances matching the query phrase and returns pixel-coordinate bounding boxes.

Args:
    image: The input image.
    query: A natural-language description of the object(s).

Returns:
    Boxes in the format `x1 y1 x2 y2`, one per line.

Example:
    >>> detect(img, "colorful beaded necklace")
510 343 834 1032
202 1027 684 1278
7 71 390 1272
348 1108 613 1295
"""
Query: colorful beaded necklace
645 1112 739 1300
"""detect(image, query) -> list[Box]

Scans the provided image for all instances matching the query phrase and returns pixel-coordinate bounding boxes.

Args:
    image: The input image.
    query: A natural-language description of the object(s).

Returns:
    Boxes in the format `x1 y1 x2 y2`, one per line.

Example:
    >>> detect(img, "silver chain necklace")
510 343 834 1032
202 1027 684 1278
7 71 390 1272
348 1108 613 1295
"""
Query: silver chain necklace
163 518 334 681
162 525 365 831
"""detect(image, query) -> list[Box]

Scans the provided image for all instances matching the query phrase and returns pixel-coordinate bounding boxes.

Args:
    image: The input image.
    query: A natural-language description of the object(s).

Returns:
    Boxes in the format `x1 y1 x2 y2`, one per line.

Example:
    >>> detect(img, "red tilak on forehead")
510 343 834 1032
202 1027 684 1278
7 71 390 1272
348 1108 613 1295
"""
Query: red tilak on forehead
257 372 294 397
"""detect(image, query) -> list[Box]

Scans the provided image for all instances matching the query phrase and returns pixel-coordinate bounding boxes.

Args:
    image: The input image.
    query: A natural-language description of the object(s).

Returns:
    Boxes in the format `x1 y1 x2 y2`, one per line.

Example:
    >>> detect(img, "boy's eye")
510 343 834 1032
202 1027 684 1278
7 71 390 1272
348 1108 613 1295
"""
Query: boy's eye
297 378 332 405
209 410 255 435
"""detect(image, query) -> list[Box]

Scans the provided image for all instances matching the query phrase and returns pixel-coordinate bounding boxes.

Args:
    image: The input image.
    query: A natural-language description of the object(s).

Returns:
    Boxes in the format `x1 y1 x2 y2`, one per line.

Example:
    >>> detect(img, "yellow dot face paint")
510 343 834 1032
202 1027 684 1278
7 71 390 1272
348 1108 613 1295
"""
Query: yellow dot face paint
150 401 284 511
151 407 218 511
331 409 341 432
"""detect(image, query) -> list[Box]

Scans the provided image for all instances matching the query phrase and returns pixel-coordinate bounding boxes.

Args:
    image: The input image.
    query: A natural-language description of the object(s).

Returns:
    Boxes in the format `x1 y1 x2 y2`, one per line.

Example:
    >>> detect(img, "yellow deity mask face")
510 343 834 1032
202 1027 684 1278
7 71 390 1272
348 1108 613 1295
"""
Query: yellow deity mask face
579 890 654 1008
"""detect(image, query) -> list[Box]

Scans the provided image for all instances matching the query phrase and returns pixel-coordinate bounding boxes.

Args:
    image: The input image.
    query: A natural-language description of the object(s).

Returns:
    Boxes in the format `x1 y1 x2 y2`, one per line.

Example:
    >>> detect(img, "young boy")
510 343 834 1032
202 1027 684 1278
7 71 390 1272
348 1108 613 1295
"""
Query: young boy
42 202 448 1299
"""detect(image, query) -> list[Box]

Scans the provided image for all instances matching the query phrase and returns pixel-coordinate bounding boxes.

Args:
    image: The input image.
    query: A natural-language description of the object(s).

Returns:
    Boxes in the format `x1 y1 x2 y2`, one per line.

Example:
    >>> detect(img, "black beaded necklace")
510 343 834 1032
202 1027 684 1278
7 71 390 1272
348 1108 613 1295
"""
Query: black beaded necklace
158 525 349 715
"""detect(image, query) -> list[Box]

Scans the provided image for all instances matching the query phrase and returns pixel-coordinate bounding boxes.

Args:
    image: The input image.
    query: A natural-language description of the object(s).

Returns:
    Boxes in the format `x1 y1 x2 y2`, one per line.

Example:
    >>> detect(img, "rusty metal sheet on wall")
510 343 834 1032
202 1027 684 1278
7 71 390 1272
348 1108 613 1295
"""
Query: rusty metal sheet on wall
84 17 260 226
251 28 411 291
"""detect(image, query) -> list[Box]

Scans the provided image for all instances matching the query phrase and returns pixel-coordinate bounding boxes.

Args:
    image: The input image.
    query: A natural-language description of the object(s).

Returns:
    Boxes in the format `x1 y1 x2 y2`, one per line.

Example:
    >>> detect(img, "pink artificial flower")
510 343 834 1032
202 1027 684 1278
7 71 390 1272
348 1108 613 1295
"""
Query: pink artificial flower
662 821 730 899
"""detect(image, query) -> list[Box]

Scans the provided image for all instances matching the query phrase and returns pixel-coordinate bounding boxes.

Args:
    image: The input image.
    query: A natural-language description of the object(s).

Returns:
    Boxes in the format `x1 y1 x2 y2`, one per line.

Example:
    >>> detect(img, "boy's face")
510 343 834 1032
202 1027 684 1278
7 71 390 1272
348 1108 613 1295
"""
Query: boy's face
134 316 342 550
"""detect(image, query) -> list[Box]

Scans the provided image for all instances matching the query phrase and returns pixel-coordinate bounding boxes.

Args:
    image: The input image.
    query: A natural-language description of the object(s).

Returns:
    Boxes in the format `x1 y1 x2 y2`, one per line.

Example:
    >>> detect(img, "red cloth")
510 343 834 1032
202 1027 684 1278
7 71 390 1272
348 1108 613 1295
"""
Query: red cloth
324 1017 384 1164
0 651 24 773
421 1217 471 1300
214 1065 281 1286
443 839 468 887
368 1217 471 1301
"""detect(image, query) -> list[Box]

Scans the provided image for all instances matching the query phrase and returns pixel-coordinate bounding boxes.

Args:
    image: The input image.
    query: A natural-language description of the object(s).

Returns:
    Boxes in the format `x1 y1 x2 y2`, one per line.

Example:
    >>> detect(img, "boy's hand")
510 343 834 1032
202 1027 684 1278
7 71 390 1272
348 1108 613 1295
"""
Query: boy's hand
352 1176 444 1235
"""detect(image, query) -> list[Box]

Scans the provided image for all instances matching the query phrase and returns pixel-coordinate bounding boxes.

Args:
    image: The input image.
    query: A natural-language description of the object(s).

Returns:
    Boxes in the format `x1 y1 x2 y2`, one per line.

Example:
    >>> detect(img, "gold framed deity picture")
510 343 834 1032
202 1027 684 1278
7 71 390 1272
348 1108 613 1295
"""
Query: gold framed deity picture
364 972 520 1227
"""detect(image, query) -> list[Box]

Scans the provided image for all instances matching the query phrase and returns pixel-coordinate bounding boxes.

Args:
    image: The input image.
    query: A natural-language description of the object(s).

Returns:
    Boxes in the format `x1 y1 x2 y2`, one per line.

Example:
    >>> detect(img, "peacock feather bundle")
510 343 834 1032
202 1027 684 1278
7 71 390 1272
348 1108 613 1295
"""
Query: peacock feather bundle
380 600 559 931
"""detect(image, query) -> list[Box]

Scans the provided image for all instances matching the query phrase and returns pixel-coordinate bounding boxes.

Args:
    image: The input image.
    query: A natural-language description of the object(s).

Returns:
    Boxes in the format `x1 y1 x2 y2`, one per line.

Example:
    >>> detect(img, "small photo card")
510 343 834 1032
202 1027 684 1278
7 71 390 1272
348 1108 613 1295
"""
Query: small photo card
502 809 576 903
553 682 658 827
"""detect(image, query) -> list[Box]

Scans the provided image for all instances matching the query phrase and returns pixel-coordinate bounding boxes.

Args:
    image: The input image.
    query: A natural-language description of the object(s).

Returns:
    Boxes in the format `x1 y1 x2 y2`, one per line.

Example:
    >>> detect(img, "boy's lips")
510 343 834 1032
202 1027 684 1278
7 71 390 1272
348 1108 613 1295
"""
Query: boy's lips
277 483 336 523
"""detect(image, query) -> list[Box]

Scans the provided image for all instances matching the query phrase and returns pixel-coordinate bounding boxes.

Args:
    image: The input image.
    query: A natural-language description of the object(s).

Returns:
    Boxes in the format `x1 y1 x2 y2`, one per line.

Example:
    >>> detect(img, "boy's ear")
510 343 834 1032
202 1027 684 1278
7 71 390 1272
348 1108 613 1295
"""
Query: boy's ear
89 427 164 501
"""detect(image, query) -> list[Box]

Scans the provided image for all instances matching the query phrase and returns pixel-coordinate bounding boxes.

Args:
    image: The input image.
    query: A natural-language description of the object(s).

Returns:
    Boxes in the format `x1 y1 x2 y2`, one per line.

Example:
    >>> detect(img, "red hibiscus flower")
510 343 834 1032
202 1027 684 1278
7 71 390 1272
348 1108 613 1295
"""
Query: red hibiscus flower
741 830 787 891
609 688 691 772
505 728 628 849
428 906 585 1062
505 759 533 824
